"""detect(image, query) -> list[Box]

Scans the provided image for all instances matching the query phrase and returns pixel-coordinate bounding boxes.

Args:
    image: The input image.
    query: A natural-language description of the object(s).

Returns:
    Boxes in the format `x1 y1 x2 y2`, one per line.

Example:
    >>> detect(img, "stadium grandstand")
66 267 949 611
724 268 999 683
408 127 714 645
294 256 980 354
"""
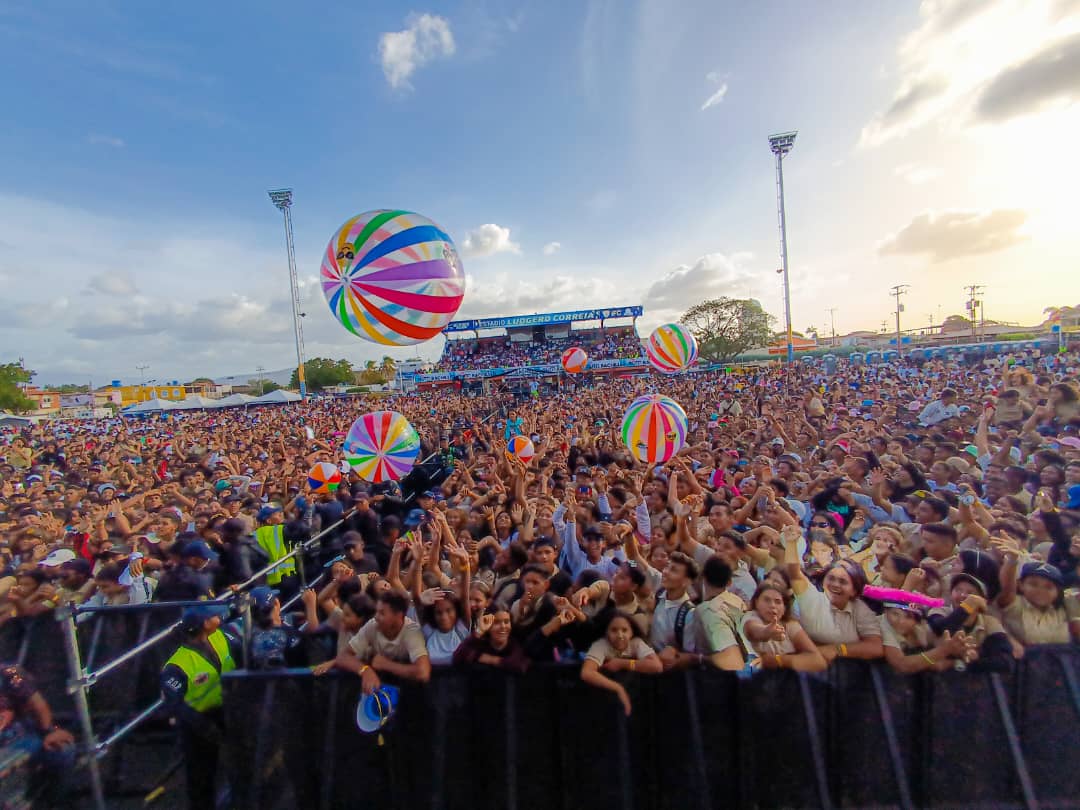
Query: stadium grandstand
405 306 647 392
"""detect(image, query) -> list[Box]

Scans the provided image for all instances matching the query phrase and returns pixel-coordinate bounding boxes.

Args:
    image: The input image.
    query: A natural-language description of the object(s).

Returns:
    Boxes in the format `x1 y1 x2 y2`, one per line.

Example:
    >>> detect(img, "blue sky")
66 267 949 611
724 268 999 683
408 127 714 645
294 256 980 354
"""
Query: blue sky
1 0 1078 383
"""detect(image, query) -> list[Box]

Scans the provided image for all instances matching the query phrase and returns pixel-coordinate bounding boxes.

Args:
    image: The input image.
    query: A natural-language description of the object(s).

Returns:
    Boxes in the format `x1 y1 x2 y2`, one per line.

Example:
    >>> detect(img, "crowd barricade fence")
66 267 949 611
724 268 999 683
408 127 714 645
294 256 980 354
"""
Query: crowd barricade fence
0 510 354 810
222 646 1080 810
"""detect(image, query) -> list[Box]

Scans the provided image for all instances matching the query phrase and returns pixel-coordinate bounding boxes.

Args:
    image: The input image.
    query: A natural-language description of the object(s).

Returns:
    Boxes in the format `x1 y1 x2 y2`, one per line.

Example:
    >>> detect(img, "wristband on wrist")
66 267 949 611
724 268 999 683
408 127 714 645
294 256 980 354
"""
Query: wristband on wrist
775 654 784 668
960 603 976 615
358 664 370 676
629 659 636 672
920 652 936 666
837 643 848 658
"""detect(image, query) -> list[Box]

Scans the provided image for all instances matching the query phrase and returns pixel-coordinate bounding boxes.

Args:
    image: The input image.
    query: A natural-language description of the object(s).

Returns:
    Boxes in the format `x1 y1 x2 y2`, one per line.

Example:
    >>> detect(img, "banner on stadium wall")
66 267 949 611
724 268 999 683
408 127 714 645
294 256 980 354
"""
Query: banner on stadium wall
442 306 643 333
412 357 647 383
60 394 93 408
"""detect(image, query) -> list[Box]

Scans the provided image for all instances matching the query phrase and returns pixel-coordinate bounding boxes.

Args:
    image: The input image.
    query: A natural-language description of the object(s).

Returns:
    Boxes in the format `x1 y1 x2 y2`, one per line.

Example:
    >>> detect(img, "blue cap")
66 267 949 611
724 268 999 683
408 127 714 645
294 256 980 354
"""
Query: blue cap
418 490 439 501
404 508 425 529
180 603 229 631
181 540 219 561
1067 484 1080 511
1021 561 1064 587
257 505 283 522
249 586 280 612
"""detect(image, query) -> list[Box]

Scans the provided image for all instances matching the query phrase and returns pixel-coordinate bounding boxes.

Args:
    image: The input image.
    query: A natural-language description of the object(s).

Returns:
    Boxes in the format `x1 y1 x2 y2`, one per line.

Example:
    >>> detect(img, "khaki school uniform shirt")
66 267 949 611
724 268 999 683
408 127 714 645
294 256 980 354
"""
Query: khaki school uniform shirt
743 611 800 657
795 587 881 645
880 615 933 652
1000 598 1076 646
348 617 428 664
686 593 743 656
584 637 654 666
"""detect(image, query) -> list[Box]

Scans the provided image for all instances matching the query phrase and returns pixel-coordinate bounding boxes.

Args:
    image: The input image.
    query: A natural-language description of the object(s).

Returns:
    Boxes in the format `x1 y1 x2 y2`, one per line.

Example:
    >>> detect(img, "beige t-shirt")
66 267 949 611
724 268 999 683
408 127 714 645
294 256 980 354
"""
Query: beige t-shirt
999 598 1076 646
348 617 428 664
880 615 933 652
795 587 882 645
584 636 654 666
742 611 800 657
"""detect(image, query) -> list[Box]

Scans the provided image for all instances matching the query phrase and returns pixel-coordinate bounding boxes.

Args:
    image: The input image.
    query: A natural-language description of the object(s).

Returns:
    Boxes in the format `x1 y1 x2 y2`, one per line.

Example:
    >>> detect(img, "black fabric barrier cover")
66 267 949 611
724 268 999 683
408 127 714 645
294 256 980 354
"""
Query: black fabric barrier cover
0 608 183 722
222 649 1080 810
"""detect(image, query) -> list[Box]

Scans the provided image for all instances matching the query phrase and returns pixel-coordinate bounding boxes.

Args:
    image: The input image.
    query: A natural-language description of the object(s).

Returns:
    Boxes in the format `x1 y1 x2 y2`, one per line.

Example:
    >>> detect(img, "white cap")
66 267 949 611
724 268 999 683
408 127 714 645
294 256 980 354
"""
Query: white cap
39 548 76 567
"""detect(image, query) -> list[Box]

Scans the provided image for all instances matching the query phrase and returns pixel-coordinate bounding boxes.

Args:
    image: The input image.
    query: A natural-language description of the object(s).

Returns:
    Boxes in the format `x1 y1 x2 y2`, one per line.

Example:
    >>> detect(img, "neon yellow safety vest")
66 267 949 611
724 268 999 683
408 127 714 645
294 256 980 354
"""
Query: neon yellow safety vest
255 524 296 585
164 630 237 712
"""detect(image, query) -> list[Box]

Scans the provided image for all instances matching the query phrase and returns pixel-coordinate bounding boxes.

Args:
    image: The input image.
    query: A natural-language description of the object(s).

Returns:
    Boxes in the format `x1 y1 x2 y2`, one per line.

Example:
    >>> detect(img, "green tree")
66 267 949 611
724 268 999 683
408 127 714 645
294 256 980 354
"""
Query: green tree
0 363 36 413
291 358 353 391
681 298 775 364
56 383 91 393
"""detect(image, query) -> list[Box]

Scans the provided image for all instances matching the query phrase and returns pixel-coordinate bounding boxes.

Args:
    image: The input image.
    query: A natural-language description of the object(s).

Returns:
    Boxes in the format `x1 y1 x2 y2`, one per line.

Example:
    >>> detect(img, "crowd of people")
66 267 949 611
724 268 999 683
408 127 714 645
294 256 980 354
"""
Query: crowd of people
3 341 1080 805
435 328 643 371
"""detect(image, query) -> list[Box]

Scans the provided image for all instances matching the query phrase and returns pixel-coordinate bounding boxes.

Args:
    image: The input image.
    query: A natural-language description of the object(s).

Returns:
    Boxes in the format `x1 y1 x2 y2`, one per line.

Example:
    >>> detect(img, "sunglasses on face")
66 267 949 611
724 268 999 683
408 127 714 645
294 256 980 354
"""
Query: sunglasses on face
811 521 831 528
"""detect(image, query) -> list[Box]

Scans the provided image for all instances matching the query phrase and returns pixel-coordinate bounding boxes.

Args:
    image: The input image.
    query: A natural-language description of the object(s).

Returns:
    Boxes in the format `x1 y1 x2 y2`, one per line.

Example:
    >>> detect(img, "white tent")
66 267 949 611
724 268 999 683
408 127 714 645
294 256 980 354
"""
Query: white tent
122 398 181 414
175 395 216 410
252 389 302 404
212 393 257 408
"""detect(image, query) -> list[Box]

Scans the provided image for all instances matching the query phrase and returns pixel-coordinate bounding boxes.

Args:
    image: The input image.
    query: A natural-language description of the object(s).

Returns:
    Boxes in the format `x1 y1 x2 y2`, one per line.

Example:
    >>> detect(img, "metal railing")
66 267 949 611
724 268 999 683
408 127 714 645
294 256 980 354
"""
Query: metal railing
58 509 354 810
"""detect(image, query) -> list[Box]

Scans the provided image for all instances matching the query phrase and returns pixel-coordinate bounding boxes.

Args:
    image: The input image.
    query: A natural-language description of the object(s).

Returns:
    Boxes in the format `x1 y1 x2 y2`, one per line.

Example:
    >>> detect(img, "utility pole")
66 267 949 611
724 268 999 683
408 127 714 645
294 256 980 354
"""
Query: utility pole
964 284 985 342
255 365 266 395
135 364 150 401
890 285 909 356
826 307 838 346
769 131 798 363
268 188 307 399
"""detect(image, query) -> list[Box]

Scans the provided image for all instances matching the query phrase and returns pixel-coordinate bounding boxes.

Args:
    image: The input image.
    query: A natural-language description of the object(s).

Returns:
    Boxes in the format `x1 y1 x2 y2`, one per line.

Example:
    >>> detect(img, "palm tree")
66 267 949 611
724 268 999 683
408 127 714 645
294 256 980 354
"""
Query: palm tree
380 356 396 383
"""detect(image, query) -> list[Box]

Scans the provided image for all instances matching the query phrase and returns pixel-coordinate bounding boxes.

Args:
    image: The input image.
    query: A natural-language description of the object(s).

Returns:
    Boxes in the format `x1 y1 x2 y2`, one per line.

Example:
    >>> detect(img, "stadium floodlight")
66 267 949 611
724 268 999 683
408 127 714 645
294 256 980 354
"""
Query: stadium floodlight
268 188 307 399
769 131 797 363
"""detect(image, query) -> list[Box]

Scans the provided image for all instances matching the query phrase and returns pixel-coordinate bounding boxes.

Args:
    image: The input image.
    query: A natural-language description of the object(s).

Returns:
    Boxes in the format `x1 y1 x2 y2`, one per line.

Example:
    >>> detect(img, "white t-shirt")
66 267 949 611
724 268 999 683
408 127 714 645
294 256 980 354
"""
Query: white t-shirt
423 620 470 665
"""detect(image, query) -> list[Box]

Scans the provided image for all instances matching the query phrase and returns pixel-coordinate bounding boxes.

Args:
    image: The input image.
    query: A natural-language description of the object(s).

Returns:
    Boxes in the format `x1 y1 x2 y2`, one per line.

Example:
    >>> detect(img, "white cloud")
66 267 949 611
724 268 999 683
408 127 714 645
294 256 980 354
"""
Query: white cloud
877 209 1030 262
860 0 1080 146
973 30 1080 121
893 163 942 184
644 252 756 313
461 223 521 258
700 71 728 111
378 13 456 90
87 271 138 296
87 133 125 148
542 241 561 256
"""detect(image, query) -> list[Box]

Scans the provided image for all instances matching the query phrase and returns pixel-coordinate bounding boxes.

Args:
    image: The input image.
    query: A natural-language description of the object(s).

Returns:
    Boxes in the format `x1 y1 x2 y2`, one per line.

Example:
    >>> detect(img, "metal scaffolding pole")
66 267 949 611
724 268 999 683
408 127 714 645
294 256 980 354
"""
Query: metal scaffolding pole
59 606 106 810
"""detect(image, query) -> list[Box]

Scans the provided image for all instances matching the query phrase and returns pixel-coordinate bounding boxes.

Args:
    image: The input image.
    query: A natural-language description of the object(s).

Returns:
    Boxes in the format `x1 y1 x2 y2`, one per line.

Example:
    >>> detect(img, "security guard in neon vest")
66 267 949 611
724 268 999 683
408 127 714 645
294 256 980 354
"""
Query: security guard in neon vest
254 504 297 592
161 603 240 809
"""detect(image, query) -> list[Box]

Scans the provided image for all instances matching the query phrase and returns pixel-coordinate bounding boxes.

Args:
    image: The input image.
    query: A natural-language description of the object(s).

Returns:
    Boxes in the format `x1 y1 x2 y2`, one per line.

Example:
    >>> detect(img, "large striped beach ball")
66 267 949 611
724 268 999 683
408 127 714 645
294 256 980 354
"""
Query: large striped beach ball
646 323 698 374
321 210 466 346
620 394 688 464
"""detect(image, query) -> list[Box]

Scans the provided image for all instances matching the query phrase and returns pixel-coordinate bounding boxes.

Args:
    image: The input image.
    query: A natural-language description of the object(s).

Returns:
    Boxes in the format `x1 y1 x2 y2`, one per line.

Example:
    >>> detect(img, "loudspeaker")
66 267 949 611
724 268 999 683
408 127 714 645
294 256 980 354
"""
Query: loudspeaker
400 459 449 504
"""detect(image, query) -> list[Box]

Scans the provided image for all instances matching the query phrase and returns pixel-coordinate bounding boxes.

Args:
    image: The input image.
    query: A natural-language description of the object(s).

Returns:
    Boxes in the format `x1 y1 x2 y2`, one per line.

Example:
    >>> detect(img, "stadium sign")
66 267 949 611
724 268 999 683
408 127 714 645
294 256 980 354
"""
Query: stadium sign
411 356 647 383
443 306 643 333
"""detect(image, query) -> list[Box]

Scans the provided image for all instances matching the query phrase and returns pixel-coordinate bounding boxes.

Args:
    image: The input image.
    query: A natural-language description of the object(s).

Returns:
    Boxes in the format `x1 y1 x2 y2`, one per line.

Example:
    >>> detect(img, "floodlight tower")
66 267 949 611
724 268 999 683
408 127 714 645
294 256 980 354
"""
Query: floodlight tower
268 188 307 399
769 131 798 363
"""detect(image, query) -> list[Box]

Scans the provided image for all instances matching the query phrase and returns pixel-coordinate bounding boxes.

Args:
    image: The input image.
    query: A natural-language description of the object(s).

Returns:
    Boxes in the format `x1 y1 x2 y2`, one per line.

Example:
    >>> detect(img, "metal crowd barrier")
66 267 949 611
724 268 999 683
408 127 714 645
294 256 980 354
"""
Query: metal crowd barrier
219 648 1080 810
42 509 355 810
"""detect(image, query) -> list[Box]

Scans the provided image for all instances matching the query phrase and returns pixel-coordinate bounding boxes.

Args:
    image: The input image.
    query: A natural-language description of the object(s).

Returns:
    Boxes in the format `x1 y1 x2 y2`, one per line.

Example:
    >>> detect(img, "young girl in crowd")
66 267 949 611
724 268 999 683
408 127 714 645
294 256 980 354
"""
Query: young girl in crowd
580 612 662 715
742 582 826 671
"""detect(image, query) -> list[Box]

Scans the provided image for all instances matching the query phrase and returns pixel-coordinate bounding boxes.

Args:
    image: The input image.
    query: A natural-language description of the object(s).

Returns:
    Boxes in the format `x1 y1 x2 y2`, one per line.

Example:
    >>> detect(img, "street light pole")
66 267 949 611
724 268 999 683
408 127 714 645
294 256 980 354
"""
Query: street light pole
769 131 797 364
268 188 307 399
